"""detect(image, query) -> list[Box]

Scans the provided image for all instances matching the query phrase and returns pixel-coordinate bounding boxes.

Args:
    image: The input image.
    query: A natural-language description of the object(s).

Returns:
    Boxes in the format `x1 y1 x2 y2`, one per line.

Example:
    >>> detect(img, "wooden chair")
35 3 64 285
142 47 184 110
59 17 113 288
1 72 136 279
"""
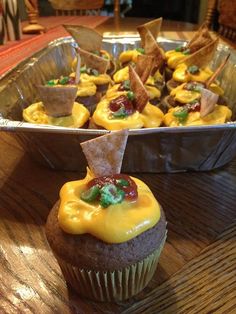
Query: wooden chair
205 0 236 43
48 0 104 16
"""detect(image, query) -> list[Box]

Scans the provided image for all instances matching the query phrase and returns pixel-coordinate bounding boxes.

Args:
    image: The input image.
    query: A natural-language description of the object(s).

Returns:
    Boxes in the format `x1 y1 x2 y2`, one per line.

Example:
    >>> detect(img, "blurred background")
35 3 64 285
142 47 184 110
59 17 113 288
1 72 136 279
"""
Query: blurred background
18 0 209 24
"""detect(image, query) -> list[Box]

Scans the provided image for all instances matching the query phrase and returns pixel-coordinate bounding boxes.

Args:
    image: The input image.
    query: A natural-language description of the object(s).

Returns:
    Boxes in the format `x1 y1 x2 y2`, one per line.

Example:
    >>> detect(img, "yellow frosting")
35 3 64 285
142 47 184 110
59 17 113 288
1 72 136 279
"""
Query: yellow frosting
170 82 225 104
172 64 213 83
163 105 232 127
119 49 141 64
92 95 164 130
113 66 129 83
23 102 90 127
58 169 161 243
80 73 111 85
146 85 161 99
165 50 187 69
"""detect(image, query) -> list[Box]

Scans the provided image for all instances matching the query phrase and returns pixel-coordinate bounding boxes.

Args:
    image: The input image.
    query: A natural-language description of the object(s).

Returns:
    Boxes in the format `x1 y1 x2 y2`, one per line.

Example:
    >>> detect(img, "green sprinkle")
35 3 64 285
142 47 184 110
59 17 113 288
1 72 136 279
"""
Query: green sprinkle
175 46 183 52
136 47 145 54
188 65 199 74
173 108 188 123
91 69 99 76
80 65 87 73
123 80 130 90
46 80 55 86
80 185 100 202
93 50 100 56
100 184 125 208
127 91 135 101
59 76 69 85
116 179 129 187
183 48 191 55
112 107 127 119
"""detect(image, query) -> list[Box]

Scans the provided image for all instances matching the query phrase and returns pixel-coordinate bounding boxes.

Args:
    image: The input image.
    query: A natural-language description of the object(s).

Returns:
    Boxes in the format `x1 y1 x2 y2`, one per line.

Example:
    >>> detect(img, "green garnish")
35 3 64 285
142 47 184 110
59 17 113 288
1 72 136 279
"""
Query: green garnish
173 108 188 123
93 50 100 56
103 54 109 60
188 65 199 74
127 91 135 101
136 47 145 54
91 69 99 77
183 49 190 55
123 80 130 90
59 76 69 85
175 46 183 52
116 179 129 187
46 80 56 86
80 65 87 73
99 184 125 208
80 185 100 202
112 107 127 119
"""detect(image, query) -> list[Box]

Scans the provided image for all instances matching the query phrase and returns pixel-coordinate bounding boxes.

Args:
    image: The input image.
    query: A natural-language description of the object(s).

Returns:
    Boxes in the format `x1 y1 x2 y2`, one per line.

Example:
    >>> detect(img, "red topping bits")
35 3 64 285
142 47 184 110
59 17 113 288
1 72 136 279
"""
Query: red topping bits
109 95 135 118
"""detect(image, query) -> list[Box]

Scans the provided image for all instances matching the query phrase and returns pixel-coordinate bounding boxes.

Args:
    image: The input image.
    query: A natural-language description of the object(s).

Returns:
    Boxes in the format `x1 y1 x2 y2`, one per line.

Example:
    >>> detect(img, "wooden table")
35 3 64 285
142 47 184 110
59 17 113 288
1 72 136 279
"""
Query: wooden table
1 17 236 313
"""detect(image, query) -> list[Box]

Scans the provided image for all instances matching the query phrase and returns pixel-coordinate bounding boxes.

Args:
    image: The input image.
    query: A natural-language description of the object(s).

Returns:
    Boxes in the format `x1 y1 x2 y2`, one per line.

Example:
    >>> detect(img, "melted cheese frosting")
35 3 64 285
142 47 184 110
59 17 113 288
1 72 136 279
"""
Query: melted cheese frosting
164 105 232 127
92 95 164 130
23 102 90 127
58 169 161 243
172 64 213 83
119 49 141 64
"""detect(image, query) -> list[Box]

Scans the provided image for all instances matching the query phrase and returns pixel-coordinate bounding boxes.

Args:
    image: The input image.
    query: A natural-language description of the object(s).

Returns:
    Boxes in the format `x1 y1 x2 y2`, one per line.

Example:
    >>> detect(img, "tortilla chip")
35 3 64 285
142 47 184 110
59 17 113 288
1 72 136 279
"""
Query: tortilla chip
63 24 102 52
137 17 163 47
135 54 155 83
206 53 230 88
200 88 219 118
80 129 129 177
187 23 216 53
129 65 149 112
182 38 219 68
38 85 77 117
79 47 109 74
144 30 166 70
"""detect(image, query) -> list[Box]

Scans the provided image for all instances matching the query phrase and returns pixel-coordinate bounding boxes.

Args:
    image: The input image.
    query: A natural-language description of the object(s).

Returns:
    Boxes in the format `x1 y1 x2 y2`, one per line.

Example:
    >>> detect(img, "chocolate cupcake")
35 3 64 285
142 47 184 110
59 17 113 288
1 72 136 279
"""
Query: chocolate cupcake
45 130 167 301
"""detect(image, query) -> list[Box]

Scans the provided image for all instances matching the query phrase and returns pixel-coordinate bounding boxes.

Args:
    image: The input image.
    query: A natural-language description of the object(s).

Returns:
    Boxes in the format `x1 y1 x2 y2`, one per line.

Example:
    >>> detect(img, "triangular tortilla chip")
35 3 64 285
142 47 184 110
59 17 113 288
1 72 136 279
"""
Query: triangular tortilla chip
181 38 219 68
129 65 149 112
80 129 129 177
144 30 166 70
206 53 230 88
135 54 155 83
137 17 162 47
187 22 216 53
63 24 102 52
79 48 109 74
200 88 219 118
38 85 77 117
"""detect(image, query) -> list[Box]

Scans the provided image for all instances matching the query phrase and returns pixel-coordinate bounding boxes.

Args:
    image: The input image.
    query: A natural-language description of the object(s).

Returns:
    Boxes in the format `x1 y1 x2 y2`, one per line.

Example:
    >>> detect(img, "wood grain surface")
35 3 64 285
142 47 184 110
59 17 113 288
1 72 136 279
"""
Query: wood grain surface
0 17 236 314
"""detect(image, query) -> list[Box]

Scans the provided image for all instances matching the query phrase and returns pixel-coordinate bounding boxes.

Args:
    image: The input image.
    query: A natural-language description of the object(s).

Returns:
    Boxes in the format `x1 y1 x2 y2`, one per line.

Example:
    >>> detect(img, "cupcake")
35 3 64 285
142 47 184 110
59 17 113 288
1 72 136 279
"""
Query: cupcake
45 129 167 302
91 65 164 130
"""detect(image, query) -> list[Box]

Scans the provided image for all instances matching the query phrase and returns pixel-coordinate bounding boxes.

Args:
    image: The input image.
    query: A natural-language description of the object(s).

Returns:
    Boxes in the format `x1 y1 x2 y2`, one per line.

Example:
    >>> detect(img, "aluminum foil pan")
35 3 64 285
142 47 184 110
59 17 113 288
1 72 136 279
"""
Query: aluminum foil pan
0 35 236 172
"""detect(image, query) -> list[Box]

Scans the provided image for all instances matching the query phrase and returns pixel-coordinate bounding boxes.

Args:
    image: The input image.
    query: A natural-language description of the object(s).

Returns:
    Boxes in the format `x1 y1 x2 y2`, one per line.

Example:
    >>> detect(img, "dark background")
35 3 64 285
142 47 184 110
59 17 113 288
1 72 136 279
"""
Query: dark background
37 0 200 24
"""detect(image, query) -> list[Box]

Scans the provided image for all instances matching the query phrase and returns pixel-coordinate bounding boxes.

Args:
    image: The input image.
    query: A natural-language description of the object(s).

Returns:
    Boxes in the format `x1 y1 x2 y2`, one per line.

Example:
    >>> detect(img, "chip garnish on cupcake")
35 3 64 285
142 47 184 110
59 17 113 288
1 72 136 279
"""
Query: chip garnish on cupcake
92 64 164 130
45 129 167 301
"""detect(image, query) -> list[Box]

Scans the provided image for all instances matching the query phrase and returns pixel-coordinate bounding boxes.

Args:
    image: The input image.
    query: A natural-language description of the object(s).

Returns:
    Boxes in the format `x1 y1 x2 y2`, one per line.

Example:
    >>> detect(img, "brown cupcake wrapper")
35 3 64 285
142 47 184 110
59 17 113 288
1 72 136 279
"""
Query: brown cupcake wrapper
56 231 167 302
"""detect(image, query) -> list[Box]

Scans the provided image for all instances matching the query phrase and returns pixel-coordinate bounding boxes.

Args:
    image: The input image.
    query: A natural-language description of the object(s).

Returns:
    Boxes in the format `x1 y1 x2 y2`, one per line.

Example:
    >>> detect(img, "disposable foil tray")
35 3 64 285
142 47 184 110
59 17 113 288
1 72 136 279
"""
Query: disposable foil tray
0 35 236 172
